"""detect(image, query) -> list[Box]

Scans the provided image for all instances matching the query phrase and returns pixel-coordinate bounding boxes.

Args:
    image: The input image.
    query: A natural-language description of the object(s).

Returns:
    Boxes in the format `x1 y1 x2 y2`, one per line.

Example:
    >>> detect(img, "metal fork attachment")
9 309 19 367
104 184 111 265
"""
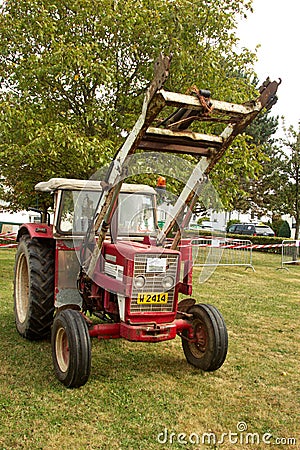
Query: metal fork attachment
85 54 280 275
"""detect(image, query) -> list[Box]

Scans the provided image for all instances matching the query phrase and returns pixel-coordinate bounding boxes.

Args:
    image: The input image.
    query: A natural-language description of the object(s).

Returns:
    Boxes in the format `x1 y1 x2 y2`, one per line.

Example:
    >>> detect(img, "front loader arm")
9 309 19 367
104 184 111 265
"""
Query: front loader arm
84 54 171 277
83 53 280 272
155 79 281 248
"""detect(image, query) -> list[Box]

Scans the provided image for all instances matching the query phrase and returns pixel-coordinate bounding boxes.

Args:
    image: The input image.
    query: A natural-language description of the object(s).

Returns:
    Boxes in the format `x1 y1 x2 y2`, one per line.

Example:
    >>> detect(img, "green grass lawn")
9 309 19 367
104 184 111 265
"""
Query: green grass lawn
0 249 299 449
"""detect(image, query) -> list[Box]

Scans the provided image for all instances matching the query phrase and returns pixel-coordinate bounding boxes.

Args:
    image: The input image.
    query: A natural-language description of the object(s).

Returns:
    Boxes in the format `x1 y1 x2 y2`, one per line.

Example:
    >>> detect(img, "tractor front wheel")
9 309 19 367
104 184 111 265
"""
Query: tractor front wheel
51 309 91 388
181 304 228 371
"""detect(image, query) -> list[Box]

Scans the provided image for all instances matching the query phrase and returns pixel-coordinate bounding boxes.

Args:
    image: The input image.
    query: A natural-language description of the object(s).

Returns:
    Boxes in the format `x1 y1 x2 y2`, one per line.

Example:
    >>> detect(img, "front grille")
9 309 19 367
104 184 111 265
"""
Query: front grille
131 253 179 313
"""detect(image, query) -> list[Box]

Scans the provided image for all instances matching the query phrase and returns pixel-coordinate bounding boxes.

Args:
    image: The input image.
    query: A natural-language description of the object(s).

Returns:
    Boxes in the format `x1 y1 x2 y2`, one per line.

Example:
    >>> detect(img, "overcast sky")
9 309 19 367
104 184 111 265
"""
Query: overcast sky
237 0 299 133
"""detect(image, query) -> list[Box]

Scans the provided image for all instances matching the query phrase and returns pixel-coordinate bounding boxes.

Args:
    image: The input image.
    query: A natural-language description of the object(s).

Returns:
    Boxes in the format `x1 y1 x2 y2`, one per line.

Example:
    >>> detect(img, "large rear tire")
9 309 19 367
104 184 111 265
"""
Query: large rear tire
51 309 91 388
181 303 228 371
14 235 55 340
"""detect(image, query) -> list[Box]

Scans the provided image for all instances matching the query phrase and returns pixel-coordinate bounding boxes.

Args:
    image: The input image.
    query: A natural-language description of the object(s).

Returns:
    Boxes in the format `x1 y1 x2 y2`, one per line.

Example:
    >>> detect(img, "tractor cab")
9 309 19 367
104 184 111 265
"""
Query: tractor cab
35 178 157 240
32 178 166 312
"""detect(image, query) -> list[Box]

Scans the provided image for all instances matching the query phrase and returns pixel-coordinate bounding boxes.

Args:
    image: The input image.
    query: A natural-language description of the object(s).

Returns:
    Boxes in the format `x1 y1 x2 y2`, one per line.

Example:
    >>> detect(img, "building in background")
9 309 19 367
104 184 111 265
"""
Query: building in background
0 201 40 234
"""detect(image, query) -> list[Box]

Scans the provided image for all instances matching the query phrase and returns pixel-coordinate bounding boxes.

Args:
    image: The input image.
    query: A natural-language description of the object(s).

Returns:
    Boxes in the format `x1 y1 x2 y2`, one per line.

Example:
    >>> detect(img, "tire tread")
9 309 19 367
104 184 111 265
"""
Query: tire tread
14 235 55 340
51 309 91 388
181 303 228 371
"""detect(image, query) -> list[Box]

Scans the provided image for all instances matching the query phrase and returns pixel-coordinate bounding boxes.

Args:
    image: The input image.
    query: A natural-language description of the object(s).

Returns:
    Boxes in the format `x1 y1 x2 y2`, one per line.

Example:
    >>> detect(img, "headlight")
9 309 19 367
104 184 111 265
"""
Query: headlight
162 275 175 290
134 275 146 289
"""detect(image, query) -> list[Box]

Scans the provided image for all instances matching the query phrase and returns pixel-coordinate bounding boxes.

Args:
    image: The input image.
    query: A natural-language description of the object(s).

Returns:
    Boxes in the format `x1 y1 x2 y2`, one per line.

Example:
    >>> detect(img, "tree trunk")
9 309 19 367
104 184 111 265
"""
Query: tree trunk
295 165 300 239
295 218 300 240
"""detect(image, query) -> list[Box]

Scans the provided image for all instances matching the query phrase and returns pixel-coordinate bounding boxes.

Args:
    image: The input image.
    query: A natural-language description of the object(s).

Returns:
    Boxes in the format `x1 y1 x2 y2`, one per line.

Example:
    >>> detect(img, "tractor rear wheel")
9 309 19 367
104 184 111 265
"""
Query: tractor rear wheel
181 303 228 371
14 235 55 340
51 309 91 388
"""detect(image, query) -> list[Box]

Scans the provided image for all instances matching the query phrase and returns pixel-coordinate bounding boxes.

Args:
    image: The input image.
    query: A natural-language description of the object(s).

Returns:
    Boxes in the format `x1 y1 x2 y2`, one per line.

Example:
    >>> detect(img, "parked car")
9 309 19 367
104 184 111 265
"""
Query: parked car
188 222 213 231
227 223 275 237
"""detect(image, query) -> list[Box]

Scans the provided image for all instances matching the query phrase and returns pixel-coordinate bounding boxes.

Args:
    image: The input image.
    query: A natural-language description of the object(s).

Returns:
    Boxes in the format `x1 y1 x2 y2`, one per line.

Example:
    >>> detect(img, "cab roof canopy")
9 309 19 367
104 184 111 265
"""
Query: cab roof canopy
35 178 156 195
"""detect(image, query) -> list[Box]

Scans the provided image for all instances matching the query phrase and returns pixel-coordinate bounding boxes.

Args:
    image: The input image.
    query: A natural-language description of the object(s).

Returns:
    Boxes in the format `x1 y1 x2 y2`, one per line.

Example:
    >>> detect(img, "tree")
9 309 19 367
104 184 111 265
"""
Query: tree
278 220 291 238
276 125 300 239
0 0 257 211
242 111 280 214
250 123 300 239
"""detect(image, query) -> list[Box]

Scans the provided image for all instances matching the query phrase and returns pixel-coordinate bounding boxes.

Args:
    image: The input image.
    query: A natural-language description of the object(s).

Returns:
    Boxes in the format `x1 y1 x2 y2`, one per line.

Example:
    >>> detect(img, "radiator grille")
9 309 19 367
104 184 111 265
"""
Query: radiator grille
131 253 178 313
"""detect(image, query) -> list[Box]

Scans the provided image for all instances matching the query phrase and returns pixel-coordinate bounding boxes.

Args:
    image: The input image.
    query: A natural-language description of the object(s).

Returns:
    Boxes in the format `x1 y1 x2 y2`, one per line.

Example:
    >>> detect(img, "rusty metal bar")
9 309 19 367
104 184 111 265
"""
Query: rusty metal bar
138 141 212 156
205 79 281 174
158 90 259 118
139 126 223 155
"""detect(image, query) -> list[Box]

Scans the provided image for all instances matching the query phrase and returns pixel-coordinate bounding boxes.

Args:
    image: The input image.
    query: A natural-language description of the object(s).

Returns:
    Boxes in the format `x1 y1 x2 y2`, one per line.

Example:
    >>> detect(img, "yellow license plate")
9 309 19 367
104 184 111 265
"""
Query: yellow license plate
137 292 168 304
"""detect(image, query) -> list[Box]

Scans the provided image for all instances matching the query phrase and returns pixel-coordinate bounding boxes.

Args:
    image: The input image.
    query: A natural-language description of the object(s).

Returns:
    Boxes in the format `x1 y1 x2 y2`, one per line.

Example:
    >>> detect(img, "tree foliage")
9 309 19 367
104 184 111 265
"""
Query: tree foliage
0 0 260 211
222 109 279 213
278 220 291 238
274 125 300 239
247 122 300 239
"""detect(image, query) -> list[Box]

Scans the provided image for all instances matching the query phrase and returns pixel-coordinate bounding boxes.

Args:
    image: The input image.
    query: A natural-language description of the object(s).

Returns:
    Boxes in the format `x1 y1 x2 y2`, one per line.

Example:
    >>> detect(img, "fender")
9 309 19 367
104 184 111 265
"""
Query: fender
17 223 53 241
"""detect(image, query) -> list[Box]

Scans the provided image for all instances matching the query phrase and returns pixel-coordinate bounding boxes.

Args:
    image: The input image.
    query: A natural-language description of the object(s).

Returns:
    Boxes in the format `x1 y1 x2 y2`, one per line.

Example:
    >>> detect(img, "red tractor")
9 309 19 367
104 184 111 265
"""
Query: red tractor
13 55 280 387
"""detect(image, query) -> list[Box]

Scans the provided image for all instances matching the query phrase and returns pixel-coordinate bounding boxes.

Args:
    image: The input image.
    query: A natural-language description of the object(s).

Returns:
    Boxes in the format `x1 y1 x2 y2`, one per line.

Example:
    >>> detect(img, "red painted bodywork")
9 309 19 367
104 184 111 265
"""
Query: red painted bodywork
85 239 195 341
89 319 193 342
177 239 193 296
18 219 195 343
17 223 53 241
92 240 181 324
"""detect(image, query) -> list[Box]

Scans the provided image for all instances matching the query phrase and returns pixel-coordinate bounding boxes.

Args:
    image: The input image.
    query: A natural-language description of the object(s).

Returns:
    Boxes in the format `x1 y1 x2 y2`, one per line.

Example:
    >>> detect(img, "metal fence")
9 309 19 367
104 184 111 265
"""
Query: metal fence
191 237 254 271
278 240 300 270
0 232 17 249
